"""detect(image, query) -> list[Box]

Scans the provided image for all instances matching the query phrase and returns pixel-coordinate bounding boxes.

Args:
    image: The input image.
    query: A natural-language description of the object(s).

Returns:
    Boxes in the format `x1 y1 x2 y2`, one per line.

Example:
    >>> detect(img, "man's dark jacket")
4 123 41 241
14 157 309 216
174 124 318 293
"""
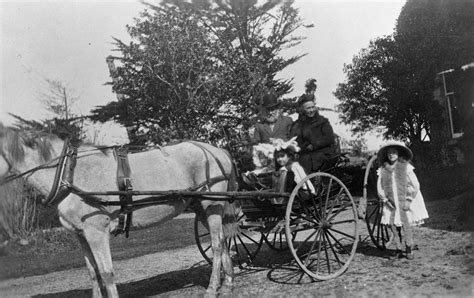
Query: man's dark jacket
290 112 337 173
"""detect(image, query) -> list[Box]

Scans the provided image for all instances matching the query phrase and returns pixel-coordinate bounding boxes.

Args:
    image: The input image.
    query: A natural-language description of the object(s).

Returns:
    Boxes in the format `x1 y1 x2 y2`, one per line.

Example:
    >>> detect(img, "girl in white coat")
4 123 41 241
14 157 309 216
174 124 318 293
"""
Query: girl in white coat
377 142 429 259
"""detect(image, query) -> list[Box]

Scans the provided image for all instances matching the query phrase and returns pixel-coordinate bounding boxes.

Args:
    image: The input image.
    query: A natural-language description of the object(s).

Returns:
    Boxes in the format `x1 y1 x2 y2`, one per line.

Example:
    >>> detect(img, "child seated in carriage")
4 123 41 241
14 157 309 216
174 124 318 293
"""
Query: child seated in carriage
271 137 315 201
243 137 315 194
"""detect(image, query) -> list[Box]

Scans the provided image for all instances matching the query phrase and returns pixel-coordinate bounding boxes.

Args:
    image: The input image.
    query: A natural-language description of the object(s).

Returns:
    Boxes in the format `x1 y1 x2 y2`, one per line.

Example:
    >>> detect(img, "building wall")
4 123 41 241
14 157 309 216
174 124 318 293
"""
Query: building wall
433 64 474 166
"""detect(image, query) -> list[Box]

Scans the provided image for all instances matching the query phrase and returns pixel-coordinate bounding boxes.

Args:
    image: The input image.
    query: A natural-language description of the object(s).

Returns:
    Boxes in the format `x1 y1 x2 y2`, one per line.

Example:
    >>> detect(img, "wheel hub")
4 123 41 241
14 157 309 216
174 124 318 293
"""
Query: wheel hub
319 219 332 229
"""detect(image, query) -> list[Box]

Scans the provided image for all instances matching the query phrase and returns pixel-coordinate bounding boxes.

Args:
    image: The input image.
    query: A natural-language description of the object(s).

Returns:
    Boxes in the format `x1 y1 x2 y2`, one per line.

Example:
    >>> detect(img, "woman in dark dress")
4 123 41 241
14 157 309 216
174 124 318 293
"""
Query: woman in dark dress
290 94 337 174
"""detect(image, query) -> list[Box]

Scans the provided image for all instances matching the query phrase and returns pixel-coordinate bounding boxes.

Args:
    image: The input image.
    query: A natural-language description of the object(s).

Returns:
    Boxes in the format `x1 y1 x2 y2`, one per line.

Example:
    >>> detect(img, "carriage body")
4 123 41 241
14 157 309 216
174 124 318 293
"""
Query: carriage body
0 128 381 286
195 152 361 280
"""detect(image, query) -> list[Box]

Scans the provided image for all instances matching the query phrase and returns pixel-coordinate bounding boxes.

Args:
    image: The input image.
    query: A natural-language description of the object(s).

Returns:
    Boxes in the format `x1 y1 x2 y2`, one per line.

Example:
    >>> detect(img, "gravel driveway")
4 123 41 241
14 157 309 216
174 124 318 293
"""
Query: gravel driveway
0 193 473 297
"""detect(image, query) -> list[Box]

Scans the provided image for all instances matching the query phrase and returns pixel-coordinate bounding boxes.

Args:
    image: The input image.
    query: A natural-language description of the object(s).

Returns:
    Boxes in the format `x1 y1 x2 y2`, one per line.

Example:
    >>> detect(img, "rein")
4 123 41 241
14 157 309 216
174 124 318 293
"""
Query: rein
1 153 61 186
2 139 235 238
0 143 141 186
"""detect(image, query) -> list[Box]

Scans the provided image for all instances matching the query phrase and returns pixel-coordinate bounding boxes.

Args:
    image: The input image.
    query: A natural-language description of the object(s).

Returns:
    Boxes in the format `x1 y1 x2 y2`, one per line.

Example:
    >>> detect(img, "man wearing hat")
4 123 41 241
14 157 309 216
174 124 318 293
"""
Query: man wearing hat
290 94 337 174
252 93 293 144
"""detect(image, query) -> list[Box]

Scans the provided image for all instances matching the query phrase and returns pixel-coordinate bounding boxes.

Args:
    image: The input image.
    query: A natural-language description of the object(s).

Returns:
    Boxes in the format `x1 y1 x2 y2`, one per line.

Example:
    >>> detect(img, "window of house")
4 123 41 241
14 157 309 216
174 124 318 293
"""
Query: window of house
441 70 464 138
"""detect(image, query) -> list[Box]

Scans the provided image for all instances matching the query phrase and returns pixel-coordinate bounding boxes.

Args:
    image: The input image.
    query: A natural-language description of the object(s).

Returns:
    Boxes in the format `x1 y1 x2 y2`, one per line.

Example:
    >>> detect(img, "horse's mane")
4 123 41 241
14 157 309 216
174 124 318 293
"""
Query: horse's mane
0 123 56 163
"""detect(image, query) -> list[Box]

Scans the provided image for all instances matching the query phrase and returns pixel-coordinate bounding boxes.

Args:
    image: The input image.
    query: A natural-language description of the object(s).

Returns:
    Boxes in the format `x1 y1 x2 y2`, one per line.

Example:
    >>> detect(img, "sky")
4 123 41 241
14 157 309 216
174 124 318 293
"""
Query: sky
0 0 406 148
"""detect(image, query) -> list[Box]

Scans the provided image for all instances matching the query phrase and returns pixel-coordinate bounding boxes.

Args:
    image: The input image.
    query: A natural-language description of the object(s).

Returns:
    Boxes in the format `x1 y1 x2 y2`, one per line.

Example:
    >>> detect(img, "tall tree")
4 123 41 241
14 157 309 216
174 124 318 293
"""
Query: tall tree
91 0 309 146
10 78 85 141
38 78 79 121
335 0 474 146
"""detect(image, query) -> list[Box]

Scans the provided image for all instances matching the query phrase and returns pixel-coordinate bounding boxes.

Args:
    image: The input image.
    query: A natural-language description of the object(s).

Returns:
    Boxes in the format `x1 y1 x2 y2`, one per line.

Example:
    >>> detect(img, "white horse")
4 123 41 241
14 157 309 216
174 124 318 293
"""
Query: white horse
0 124 239 297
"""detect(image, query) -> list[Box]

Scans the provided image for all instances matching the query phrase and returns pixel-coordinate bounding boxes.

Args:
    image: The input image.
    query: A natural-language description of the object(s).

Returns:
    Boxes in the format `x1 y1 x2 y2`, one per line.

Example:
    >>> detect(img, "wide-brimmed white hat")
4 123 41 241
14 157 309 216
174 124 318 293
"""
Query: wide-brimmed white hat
377 141 413 163
271 136 301 154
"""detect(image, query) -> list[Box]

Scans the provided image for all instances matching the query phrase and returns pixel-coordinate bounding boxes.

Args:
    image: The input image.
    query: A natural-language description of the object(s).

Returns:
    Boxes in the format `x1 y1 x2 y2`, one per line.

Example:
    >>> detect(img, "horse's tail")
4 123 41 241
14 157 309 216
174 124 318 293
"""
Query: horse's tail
222 153 241 239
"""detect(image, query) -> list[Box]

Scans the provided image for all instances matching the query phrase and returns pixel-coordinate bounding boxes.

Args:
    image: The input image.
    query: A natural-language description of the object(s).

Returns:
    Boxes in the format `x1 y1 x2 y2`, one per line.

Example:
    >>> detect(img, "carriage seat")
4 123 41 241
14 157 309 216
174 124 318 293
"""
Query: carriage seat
317 153 345 172
240 171 273 191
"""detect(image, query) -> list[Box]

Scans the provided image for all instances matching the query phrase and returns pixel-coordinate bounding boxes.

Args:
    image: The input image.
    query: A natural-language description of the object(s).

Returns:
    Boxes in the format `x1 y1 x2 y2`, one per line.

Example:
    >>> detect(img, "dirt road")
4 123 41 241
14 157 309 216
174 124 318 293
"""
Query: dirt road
0 192 473 297
1 226 472 297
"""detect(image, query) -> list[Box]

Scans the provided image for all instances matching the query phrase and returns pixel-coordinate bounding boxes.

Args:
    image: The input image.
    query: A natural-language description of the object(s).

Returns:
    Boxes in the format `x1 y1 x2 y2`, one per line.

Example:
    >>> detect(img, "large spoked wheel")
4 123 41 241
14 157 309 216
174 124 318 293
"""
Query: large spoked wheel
262 216 296 251
285 172 359 280
364 155 390 250
194 213 264 267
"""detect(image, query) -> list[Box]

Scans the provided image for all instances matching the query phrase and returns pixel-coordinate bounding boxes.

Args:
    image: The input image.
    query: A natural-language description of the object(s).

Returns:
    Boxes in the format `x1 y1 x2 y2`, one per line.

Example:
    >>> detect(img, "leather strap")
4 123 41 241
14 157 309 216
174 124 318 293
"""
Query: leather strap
43 139 78 206
114 147 133 237
188 141 230 187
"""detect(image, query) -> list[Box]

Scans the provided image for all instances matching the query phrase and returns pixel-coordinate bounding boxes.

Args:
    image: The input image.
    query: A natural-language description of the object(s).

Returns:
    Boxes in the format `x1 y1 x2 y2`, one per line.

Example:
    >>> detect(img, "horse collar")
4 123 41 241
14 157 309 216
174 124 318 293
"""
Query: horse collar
43 139 78 206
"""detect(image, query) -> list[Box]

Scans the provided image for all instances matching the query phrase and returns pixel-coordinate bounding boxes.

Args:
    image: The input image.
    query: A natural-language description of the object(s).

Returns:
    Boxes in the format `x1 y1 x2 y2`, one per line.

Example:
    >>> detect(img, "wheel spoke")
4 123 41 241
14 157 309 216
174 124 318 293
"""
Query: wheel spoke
300 194 320 221
305 189 321 221
324 178 333 210
367 202 379 219
295 229 318 254
292 225 317 233
233 237 242 266
272 232 277 247
328 227 356 240
319 182 325 219
366 205 379 235
297 271 305 284
237 214 246 222
375 206 382 243
326 195 344 211
326 229 350 255
325 188 344 217
240 231 261 245
295 213 319 225
325 194 339 219
327 201 352 221
330 219 356 225
370 203 381 235
325 231 343 269
203 244 212 253
237 234 254 258
199 232 210 237
323 230 331 275
316 227 323 274
304 228 321 266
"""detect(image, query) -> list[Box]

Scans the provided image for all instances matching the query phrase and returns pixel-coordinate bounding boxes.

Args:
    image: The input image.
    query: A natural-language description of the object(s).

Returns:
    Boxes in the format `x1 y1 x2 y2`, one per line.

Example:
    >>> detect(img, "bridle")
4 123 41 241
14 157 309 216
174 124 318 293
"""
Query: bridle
0 140 166 186
0 150 13 177
0 148 62 186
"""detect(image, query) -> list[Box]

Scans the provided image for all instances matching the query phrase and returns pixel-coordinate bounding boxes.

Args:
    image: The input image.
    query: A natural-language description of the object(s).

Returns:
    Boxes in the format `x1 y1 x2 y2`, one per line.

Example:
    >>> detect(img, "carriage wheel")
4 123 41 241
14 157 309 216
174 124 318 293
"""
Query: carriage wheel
194 213 264 267
262 216 296 251
363 155 390 250
285 172 359 280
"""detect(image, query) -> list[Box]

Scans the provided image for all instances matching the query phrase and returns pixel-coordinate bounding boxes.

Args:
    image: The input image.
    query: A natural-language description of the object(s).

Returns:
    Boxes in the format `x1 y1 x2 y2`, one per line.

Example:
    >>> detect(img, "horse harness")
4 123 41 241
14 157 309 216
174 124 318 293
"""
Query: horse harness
43 139 232 237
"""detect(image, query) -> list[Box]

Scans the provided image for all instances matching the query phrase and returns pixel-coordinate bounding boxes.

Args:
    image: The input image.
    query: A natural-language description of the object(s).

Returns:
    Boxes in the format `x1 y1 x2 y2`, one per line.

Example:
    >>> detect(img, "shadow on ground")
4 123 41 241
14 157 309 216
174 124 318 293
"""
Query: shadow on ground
423 189 474 232
33 265 211 298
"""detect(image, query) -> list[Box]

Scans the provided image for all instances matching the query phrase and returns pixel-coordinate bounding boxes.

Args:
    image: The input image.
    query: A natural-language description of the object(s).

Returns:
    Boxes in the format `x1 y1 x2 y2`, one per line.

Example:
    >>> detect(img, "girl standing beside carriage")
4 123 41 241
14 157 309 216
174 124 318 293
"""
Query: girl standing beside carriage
376 142 429 259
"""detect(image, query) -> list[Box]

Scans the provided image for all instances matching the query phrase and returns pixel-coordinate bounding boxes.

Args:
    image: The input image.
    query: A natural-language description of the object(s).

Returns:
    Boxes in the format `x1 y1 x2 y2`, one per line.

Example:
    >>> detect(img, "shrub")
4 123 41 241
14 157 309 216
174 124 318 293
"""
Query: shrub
0 179 59 242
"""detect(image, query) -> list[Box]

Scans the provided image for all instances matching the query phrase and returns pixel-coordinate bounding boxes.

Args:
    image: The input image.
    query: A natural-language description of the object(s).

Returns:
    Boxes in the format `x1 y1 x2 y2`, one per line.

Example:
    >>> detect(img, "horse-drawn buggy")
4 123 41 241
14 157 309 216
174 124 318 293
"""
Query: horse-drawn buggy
0 125 386 296
194 143 361 281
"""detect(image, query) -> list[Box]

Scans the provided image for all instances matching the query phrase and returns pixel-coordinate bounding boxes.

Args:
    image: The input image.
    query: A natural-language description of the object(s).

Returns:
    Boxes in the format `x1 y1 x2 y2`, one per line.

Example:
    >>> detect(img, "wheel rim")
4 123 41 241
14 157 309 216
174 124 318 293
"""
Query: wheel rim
285 172 359 280
363 155 390 250
194 216 213 264
194 214 264 267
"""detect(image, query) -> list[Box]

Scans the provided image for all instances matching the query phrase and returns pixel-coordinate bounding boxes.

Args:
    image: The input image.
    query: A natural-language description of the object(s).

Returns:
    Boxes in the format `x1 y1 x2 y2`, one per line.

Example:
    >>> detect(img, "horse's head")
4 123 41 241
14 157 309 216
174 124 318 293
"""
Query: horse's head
0 123 54 180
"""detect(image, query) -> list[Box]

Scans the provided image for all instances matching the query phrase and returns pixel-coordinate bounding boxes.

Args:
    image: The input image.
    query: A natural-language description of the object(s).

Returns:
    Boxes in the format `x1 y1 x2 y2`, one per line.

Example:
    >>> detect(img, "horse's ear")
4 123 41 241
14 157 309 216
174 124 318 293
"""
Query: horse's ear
37 138 53 162
6 128 25 163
